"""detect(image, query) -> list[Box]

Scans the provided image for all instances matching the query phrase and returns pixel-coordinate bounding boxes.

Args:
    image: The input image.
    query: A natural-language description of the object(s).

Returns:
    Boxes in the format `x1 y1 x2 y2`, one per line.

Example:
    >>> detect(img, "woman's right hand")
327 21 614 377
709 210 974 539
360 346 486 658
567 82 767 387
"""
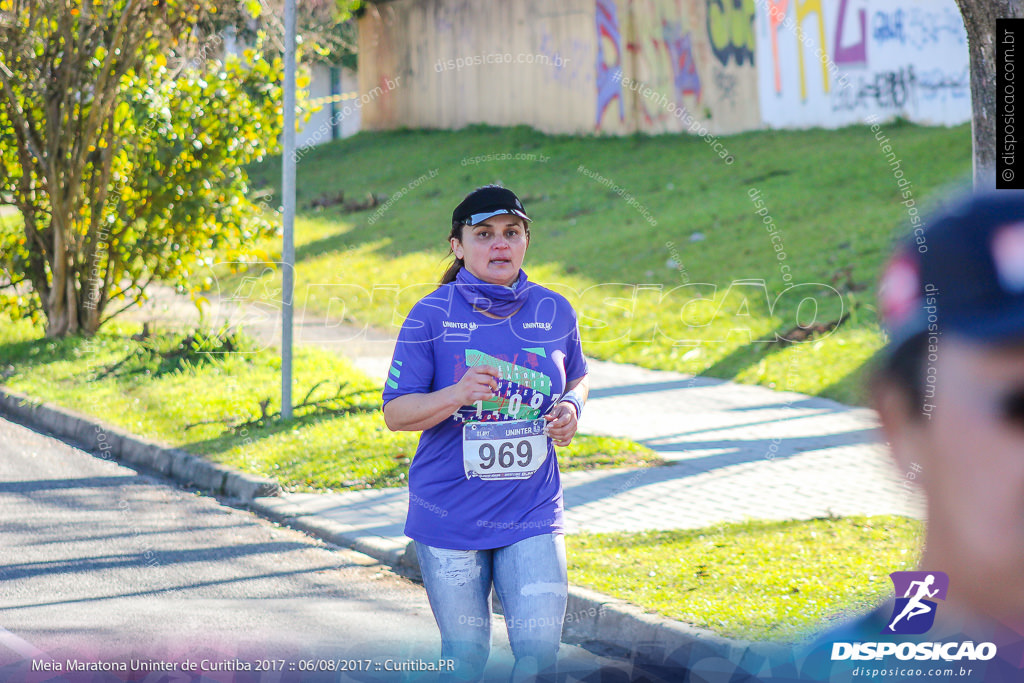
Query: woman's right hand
451 365 501 406
384 365 501 432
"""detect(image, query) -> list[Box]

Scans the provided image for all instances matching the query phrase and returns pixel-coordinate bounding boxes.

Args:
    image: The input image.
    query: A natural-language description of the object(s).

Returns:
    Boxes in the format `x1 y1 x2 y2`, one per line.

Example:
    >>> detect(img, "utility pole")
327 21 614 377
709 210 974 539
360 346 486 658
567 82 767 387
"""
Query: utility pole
281 0 296 419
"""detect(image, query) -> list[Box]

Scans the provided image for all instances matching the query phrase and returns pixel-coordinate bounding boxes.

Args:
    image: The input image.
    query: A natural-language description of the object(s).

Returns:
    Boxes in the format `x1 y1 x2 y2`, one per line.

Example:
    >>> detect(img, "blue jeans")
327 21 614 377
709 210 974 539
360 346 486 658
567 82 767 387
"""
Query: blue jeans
414 533 568 682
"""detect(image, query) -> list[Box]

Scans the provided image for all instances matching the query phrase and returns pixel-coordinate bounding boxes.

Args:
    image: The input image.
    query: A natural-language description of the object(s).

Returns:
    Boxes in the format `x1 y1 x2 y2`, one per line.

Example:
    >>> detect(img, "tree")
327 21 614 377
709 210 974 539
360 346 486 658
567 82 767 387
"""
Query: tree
234 0 362 70
0 0 292 337
955 0 1024 188
0 0 360 339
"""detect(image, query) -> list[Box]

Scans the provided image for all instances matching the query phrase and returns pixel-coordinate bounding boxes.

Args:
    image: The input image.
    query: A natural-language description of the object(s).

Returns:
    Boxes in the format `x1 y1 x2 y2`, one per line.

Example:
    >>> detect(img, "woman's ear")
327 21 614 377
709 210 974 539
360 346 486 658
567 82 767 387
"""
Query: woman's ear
873 377 931 487
451 236 464 259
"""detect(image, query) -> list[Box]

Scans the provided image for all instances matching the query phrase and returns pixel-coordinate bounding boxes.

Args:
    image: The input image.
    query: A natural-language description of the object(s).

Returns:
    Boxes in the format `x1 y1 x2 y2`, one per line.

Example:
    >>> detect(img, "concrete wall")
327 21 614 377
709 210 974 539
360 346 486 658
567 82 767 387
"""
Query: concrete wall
358 0 600 134
297 64 361 148
356 0 969 136
755 0 970 128
220 28 360 148
599 0 761 135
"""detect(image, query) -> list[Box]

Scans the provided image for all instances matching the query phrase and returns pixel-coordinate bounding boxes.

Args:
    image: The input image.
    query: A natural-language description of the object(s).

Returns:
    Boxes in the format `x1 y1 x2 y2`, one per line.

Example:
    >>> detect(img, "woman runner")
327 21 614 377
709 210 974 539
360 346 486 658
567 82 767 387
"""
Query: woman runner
382 185 590 681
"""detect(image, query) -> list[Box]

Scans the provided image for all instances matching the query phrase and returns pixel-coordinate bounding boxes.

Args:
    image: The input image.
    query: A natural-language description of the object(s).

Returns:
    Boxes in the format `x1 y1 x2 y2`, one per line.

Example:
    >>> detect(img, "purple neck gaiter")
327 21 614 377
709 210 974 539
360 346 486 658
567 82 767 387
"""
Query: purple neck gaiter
454 267 533 317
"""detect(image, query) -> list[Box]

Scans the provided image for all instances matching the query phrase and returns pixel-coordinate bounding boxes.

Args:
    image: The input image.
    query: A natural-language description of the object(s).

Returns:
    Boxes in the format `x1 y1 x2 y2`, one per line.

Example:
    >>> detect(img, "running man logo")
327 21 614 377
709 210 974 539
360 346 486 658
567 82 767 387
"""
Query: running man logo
884 571 950 635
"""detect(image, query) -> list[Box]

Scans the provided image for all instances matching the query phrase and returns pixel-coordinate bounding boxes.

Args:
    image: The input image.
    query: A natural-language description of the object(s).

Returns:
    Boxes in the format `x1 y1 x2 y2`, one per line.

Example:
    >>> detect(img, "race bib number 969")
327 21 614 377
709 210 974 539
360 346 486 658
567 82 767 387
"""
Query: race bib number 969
462 418 549 480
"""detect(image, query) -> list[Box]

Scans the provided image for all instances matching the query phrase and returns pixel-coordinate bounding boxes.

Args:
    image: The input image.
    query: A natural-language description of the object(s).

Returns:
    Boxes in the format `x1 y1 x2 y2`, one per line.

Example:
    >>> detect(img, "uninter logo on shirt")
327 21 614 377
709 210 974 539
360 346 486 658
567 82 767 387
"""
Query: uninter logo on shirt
522 321 552 331
443 321 478 330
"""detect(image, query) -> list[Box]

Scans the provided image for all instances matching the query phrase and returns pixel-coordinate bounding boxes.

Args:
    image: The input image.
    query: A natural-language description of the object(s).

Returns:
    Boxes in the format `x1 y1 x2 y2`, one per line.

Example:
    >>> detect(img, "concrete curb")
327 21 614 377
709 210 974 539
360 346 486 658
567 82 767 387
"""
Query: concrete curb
249 497 417 576
560 585 788 671
0 387 279 502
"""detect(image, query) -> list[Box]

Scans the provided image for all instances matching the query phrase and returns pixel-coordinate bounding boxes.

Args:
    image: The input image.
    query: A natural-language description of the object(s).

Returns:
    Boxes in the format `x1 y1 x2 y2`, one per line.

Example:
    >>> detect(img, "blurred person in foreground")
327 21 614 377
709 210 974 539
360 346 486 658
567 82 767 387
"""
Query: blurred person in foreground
800 192 1024 683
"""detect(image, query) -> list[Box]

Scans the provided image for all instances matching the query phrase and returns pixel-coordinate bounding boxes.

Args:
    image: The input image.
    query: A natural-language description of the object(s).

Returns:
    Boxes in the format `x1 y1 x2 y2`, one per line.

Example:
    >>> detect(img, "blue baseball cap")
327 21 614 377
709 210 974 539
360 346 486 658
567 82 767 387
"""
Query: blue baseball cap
879 191 1024 354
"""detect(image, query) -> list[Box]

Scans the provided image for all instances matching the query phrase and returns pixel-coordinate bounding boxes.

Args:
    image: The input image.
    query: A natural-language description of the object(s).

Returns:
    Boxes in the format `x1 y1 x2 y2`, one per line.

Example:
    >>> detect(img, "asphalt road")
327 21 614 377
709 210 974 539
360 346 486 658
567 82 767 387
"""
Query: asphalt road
0 416 650 682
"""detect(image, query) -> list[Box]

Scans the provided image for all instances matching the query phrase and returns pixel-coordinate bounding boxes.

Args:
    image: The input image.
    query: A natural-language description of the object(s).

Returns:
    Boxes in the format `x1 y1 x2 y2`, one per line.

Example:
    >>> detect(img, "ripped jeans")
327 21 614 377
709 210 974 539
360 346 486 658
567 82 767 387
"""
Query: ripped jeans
414 533 568 682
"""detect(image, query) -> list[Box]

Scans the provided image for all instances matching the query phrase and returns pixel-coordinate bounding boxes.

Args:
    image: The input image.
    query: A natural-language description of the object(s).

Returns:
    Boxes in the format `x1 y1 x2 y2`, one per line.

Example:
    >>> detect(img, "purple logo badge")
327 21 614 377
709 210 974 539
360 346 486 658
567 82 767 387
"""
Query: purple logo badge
884 571 949 635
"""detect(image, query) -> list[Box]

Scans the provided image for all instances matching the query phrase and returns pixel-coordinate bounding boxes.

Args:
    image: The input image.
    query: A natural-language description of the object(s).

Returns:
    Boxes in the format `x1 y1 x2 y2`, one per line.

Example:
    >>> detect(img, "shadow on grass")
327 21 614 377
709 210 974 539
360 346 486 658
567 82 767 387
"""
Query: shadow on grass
816 347 885 407
179 404 409 490
700 338 777 382
0 333 94 382
179 396 379 455
696 316 834 384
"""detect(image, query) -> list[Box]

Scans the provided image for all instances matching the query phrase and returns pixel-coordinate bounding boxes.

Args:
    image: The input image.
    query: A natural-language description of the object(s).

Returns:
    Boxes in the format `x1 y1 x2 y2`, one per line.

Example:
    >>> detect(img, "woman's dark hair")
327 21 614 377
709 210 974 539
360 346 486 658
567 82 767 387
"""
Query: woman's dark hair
439 217 530 285
440 220 466 285
870 331 929 419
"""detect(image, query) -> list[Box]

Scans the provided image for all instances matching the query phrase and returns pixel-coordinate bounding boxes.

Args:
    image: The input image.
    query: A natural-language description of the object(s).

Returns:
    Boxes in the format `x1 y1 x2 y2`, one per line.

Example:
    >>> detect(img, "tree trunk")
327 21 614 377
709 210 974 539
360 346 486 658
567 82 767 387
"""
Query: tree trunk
956 0 1024 189
43 194 80 337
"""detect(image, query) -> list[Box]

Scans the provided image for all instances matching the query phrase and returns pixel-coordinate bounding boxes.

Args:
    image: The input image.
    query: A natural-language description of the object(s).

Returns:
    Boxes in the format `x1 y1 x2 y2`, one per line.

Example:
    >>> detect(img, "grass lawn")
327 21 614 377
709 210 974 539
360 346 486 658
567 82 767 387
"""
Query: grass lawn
0 316 662 491
567 515 924 643
203 121 973 406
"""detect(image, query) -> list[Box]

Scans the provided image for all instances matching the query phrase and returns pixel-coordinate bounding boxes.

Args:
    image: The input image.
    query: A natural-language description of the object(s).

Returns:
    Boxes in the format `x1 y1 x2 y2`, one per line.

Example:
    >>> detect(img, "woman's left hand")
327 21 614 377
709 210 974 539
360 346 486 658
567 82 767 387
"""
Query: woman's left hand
544 402 579 447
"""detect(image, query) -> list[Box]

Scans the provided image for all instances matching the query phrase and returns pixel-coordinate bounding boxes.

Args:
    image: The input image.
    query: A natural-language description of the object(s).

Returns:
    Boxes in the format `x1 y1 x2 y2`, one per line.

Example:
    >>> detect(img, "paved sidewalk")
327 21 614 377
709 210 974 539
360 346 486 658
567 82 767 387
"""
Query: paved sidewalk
126 288 923 557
